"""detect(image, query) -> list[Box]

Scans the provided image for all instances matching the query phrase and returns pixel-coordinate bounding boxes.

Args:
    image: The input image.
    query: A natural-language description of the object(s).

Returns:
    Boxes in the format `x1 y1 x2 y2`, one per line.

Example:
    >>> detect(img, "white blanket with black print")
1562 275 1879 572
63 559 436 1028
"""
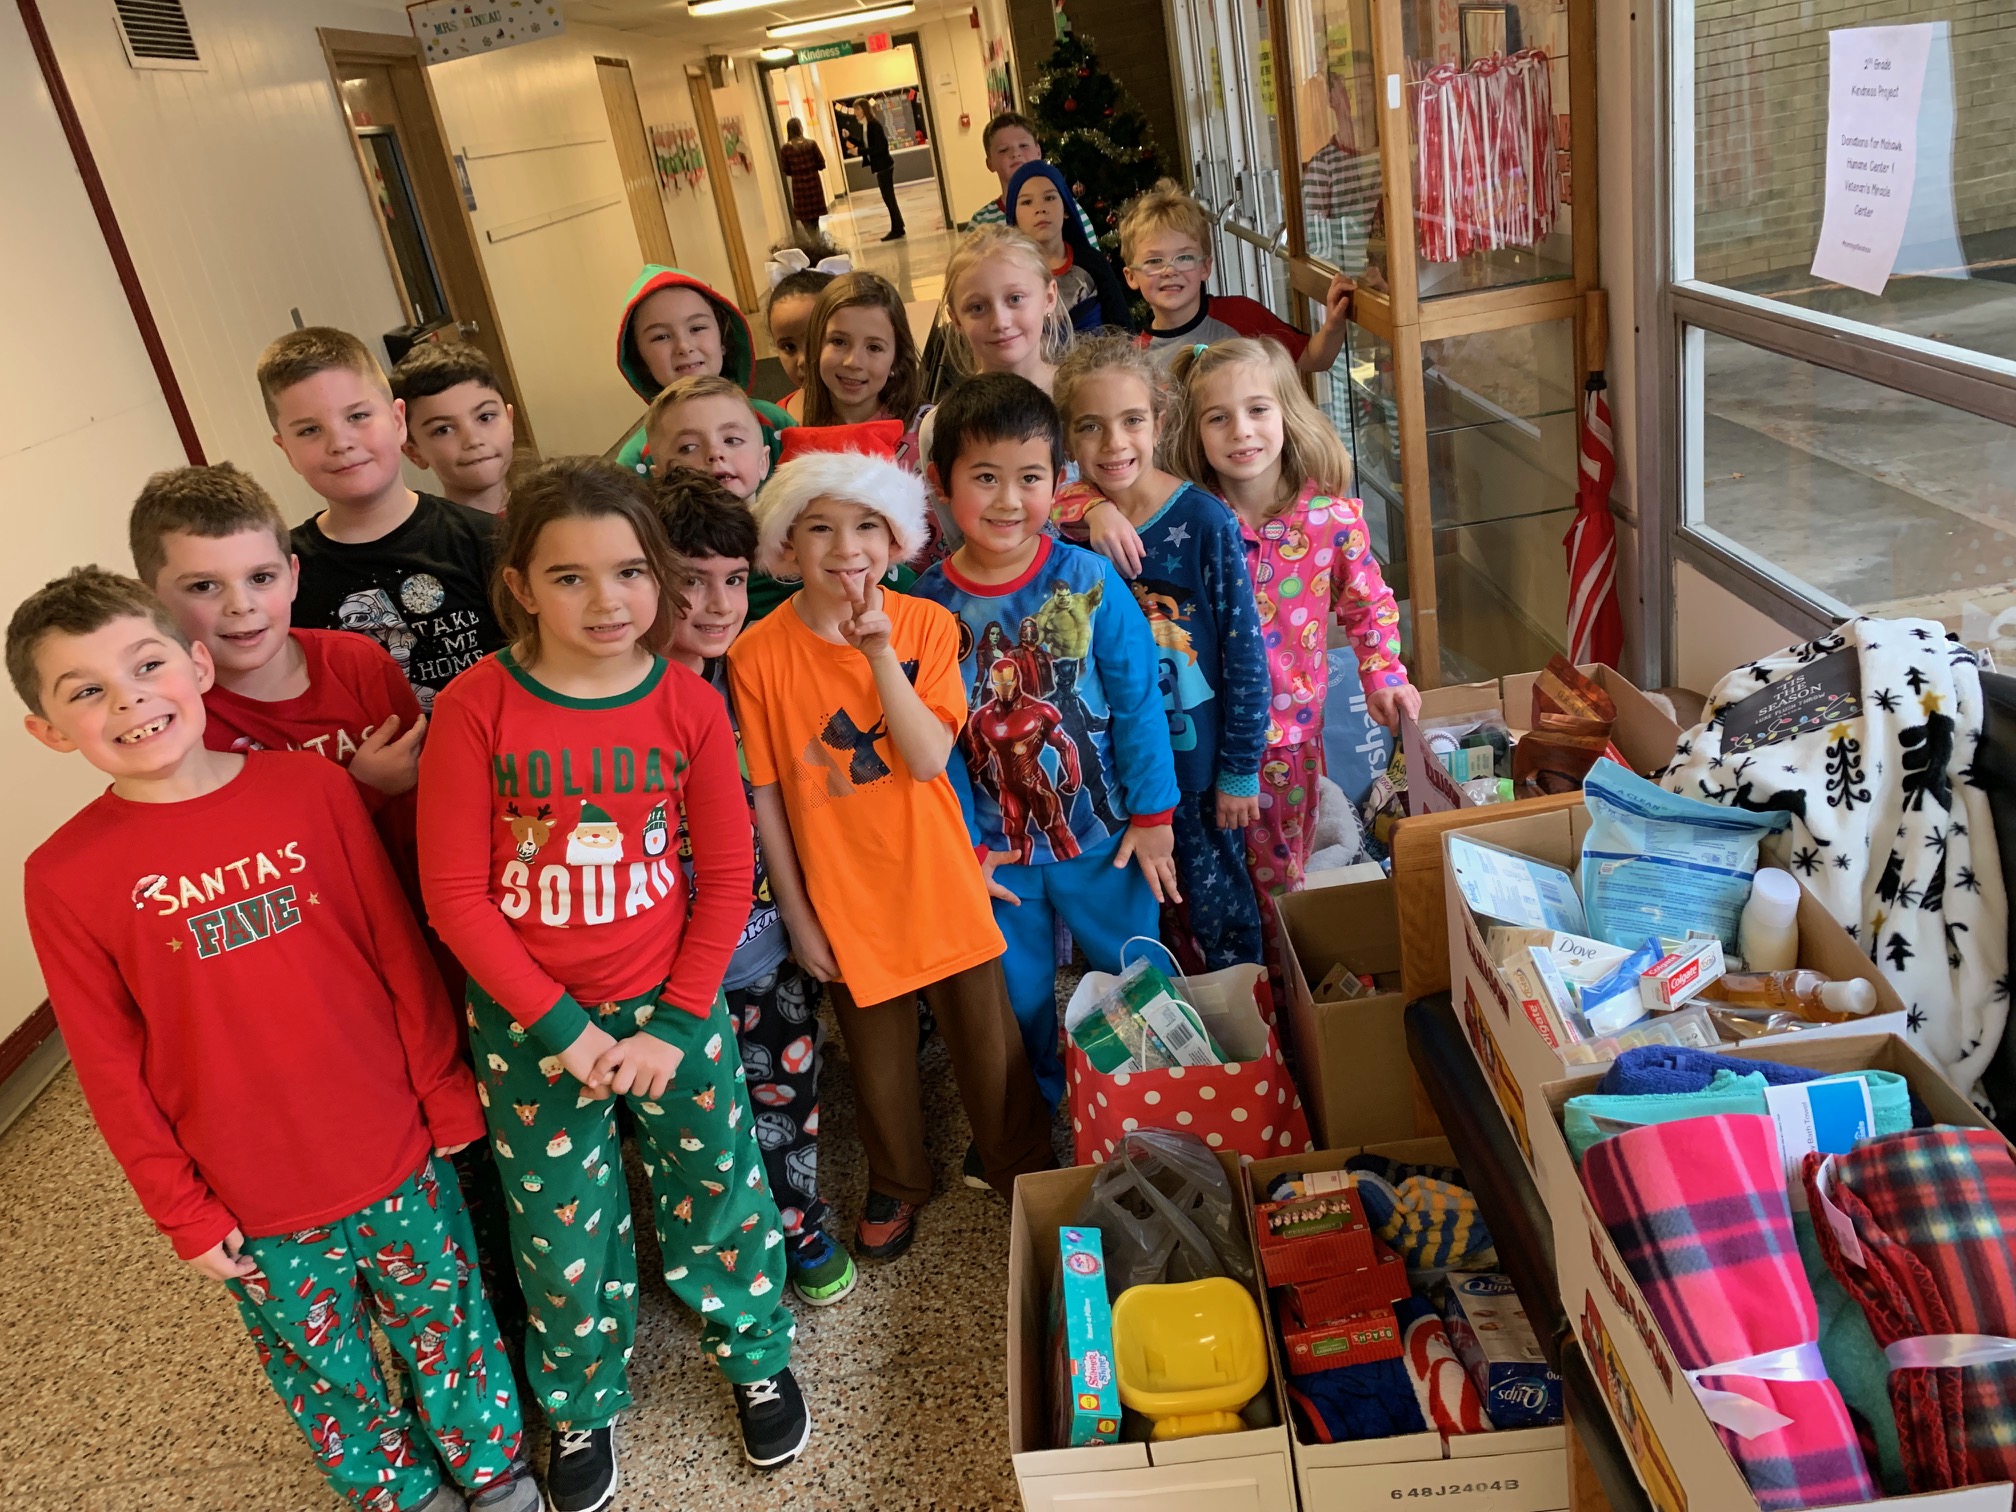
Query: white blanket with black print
1658 617 2007 1101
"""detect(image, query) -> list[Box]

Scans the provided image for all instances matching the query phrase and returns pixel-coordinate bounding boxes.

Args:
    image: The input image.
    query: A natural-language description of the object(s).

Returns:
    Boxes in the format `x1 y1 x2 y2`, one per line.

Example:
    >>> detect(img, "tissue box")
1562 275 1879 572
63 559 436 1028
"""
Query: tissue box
1051 1227 1121 1447
1439 1273 1562 1430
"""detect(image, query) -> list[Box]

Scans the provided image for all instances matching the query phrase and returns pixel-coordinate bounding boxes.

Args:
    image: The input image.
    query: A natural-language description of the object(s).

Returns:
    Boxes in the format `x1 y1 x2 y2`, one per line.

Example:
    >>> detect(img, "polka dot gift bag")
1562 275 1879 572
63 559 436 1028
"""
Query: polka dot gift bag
1063 943 1316 1167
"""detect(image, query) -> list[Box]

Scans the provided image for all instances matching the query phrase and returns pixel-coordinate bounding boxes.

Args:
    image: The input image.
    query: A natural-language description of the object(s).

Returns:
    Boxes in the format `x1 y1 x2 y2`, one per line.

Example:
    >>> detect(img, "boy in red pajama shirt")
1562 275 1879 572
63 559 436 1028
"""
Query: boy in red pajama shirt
130 462 531 1374
12 567 538 1512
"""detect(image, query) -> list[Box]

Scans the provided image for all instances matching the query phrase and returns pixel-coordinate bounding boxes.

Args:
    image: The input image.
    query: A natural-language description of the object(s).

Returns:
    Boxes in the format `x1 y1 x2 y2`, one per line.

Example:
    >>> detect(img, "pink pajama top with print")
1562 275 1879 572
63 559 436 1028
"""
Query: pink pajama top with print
1238 478 1409 751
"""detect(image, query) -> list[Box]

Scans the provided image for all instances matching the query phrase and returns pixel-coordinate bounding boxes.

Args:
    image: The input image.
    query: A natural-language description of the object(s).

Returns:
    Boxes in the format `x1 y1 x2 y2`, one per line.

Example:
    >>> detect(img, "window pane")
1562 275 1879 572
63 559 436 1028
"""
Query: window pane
1315 315 1412 655
1692 3 2016 363
1287 0 1385 284
1695 331 2016 629
1403 0 1573 298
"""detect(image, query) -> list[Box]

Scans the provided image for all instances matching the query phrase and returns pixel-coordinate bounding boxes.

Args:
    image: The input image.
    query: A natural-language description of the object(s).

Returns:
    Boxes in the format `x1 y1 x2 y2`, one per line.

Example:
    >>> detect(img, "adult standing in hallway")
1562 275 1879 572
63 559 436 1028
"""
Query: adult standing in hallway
853 97 906 241
778 117 828 236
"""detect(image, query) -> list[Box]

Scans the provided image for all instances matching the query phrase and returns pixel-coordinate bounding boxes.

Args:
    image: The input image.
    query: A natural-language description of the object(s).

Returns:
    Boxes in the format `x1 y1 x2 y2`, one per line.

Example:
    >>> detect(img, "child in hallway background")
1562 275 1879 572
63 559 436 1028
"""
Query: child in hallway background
418 460 811 1509
392 341 516 515
1006 162 1133 334
259 327 505 711
653 471 858 1310
1055 333 1269 972
912 373 1180 1111
763 240 847 421
798 272 921 429
1168 337 1417 897
729 438 1054 1264
14 568 538 1512
613 265 794 476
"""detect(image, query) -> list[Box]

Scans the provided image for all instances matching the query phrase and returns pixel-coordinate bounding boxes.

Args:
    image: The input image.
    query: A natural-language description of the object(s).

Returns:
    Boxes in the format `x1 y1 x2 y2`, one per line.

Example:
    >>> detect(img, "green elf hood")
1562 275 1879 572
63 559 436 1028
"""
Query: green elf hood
614 265 755 402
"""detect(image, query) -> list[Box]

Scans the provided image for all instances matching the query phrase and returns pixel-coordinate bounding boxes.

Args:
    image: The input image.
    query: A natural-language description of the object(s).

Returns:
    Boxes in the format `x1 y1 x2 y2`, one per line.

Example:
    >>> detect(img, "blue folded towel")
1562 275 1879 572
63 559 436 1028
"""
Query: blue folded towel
1596 1045 1823 1095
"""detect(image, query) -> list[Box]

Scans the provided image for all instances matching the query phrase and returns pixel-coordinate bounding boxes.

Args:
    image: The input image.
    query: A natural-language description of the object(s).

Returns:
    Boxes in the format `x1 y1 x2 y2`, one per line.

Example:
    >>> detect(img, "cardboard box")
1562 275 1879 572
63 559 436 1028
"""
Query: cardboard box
1391 666 1683 1002
1008 1155 1295 1511
1243 1138 1571 1512
1540 1034 2014 1512
1441 803 1908 1171
1273 878 1415 1149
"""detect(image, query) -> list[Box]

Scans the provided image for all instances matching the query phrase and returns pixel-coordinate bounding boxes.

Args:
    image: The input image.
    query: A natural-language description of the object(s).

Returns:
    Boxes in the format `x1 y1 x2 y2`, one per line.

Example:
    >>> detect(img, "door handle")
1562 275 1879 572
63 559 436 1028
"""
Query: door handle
458 319 481 338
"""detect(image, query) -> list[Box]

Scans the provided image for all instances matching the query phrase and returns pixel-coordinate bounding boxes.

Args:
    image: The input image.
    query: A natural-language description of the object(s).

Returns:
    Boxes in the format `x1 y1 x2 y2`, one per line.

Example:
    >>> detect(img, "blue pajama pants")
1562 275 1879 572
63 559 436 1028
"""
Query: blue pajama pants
1166 790 1265 974
996 827 1161 1107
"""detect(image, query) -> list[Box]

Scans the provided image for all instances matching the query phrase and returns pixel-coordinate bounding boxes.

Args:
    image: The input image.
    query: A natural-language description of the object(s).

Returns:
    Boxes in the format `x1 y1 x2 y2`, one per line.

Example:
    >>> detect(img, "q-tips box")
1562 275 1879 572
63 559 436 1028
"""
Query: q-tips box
1440 804 1905 1177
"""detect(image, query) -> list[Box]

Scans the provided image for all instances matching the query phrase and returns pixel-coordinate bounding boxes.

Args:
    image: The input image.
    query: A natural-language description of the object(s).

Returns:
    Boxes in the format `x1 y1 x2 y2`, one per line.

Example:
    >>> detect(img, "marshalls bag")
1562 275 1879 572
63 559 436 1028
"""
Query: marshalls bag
1064 946 1315 1165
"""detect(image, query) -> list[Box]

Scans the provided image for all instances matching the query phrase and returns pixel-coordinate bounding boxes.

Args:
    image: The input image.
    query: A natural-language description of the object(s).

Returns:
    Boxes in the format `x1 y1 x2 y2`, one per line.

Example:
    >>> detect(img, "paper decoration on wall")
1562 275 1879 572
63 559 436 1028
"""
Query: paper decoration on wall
984 38 1013 118
408 1 564 64
649 123 707 194
720 114 754 175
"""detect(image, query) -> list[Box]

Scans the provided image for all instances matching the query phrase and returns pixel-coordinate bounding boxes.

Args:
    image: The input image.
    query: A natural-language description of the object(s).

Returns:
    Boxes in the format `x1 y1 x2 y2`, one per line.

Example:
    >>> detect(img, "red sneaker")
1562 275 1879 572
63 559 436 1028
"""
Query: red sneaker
854 1191 919 1261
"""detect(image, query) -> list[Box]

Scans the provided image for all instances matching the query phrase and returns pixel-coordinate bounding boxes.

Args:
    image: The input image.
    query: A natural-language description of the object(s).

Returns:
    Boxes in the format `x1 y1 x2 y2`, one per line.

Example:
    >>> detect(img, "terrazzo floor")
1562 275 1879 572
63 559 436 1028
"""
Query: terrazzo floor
0 1003 1042 1511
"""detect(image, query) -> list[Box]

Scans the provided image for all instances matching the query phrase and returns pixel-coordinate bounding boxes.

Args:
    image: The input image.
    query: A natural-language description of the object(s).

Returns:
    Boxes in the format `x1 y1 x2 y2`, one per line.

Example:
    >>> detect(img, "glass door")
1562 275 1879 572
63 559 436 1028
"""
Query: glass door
1223 0 1296 317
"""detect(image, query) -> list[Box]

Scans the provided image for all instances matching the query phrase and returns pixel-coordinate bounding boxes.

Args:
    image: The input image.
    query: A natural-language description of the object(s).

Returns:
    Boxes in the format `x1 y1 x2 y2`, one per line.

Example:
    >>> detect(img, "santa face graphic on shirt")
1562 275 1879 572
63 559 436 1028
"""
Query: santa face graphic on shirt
565 803 626 866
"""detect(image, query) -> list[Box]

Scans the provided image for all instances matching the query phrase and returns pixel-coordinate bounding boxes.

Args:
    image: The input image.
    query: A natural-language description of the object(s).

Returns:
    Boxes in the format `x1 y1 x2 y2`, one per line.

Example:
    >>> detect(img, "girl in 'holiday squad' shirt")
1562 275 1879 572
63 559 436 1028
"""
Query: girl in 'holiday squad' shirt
1167 336 1418 898
418 460 812 1509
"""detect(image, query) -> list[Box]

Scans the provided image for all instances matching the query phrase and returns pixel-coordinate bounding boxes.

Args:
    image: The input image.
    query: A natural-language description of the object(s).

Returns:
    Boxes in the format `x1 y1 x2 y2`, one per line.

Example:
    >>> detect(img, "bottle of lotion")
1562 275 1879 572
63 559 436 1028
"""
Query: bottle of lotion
1738 867 1801 972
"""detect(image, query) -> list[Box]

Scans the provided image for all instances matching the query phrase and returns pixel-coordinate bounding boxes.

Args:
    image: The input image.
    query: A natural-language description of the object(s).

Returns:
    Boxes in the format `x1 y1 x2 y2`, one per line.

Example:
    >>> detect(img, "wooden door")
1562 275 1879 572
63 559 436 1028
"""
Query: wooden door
595 56 679 269
687 68 761 313
319 27 538 457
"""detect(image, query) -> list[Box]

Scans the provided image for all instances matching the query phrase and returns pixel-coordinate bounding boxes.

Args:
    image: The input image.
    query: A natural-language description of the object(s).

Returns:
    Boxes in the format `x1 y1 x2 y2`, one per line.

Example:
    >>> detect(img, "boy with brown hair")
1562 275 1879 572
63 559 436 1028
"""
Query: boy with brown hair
645 374 773 502
728 438 1054 1263
12 566 538 1512
390 341 515 515
1118 178 1355 374
257 325 504 711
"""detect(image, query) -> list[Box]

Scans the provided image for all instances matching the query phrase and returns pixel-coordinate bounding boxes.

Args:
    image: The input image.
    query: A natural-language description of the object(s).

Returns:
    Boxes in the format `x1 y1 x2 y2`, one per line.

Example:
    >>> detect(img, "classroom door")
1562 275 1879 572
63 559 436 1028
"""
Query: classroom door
595 56 680 269
687 68 762 312
320 28 538 457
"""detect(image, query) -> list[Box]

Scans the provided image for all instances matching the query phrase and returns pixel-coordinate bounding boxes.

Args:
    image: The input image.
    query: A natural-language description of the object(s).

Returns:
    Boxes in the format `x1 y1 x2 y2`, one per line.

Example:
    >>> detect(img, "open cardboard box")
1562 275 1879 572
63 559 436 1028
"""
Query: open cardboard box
1391 665 1683 1001
1440 802 1906 1173
1242 1137 1570 1512
1273 878 1417 1149
1538 1033 2014 1512
1007 1153 1296 1512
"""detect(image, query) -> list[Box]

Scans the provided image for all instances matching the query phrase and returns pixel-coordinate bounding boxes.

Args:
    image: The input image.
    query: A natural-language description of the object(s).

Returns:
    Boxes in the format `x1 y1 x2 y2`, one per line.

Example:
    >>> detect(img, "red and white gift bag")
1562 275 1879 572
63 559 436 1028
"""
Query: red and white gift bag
1064 962 1316 1166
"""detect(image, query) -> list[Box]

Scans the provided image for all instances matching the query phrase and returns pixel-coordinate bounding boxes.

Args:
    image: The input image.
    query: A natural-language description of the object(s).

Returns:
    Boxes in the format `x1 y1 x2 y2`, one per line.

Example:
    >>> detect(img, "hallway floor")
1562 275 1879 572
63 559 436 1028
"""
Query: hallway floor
0 1006 1034 1511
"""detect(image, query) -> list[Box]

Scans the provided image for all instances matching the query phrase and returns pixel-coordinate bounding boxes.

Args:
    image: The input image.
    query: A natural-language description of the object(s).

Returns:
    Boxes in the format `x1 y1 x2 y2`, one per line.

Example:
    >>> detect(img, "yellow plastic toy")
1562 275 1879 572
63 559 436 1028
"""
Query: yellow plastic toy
1110 1277 1269 1440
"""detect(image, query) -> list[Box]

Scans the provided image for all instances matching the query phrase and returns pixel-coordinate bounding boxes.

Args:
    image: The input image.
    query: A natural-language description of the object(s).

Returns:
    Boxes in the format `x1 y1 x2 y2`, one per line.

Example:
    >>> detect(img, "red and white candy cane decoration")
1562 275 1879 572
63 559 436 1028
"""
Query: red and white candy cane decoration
1413 47 1559 263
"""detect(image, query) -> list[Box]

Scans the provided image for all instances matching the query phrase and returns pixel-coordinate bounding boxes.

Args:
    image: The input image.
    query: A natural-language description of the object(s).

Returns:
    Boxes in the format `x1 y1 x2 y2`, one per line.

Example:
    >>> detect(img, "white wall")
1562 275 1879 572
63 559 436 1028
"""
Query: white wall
44 0 415 520
912 13 1007 221
1675 561 1797 696
424 26 791 457
1 5 192 1039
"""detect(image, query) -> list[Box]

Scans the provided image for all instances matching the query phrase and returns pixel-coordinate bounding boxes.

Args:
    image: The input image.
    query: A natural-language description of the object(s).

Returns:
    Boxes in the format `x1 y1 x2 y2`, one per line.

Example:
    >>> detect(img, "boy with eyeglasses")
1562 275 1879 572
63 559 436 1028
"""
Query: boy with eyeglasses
1119 179 1356 374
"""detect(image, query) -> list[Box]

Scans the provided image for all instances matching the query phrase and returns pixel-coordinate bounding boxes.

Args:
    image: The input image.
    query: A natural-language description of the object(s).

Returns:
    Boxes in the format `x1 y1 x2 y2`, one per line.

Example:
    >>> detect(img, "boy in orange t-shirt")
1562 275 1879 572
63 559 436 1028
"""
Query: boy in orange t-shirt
728 442 1054 1262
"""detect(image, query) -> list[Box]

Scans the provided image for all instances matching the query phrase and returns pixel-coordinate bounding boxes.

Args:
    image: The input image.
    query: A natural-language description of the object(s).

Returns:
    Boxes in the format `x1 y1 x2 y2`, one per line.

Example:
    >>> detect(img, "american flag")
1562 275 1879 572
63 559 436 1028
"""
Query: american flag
1564 378 1623 667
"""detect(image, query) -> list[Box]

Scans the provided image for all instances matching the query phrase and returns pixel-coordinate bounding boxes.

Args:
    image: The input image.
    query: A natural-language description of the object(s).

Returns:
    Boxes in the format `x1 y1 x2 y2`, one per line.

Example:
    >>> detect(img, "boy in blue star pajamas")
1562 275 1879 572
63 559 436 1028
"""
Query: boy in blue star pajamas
913 375 1182 1105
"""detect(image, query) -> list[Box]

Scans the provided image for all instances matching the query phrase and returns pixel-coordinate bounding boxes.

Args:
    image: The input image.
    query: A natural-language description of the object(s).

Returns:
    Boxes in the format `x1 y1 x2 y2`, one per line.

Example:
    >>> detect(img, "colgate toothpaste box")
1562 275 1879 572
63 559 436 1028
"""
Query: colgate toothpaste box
1437 1272 1562 1430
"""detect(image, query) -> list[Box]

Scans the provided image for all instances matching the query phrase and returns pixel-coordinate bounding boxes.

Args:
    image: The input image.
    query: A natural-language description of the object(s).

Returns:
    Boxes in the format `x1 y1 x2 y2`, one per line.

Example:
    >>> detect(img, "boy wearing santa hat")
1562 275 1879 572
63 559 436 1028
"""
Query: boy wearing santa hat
727 431 1054 1261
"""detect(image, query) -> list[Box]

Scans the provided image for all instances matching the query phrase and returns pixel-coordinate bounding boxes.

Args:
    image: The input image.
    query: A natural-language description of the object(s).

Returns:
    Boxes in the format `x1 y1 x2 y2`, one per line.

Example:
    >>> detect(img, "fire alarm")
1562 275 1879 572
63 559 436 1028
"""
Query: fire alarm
960 111 971 128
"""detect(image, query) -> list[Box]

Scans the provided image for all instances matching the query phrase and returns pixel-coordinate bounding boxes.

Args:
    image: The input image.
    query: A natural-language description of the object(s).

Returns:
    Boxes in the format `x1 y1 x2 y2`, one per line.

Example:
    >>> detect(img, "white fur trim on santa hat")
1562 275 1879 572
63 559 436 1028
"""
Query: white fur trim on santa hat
751 450 929 578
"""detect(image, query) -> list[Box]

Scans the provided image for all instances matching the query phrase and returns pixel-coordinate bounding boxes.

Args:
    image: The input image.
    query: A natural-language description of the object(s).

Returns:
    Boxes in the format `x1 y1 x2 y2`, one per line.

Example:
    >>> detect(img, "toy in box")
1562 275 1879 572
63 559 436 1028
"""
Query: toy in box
1051 1226 1121 1446
1254 1188 1379 1285
1438 1272 1562 1429
1282 1306 1403 1375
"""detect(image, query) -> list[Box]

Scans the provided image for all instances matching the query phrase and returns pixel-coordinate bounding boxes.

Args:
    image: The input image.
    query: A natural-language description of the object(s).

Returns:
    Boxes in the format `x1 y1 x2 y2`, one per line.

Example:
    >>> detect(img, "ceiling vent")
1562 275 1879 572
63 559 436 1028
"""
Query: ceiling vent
113 0 203 70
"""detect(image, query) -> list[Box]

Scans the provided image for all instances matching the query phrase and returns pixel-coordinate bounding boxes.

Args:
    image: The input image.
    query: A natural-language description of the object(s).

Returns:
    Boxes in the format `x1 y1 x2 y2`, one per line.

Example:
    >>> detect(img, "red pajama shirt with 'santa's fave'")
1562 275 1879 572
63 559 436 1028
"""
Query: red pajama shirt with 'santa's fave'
24 752 481 1259
414 649 754 1055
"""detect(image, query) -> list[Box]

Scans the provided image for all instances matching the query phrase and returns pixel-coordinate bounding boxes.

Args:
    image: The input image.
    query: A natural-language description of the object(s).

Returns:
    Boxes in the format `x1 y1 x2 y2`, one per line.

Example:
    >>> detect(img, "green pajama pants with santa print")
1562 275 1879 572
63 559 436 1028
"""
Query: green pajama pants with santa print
468 981 794 1430
227 1156 524 1512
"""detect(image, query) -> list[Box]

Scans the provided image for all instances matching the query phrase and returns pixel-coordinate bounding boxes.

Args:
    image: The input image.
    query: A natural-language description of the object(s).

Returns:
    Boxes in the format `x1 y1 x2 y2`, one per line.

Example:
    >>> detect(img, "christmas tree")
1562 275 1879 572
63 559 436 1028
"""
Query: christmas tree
1025 19 1163 253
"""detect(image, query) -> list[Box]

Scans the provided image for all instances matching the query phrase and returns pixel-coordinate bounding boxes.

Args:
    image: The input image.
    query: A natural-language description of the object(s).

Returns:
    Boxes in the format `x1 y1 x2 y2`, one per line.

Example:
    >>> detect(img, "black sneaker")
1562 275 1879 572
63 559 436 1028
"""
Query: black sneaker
546 1423 618 1512
962 1141 993 1191
735 1368 812 1470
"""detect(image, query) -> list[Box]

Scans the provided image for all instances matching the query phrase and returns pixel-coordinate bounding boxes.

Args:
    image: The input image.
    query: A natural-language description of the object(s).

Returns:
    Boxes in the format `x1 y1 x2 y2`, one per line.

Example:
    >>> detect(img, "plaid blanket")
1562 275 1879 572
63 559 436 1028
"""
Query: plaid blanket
1583 1115 1877 1509
1804 1128 2016 1492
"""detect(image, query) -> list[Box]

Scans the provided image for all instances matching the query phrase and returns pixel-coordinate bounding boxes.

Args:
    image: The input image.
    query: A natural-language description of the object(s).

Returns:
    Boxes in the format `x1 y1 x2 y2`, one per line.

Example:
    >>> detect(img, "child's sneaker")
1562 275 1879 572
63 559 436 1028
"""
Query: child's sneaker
468 1469 543 1511
854 1191 919 1261
734 1368 812 1470
962 1141 992 1191
788 1229 858 1306
545 1424 618 1512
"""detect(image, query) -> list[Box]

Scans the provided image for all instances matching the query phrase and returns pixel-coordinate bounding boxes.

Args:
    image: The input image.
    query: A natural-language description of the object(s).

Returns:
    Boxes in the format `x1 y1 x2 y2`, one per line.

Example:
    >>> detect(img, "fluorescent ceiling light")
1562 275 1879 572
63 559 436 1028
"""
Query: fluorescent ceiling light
687 0 774 15
765 3 913 38
760 45 796 59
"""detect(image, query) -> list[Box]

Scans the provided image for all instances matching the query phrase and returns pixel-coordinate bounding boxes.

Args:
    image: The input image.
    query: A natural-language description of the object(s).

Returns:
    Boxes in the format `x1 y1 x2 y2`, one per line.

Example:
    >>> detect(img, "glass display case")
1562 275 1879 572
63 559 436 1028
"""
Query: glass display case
1275 0 1597 683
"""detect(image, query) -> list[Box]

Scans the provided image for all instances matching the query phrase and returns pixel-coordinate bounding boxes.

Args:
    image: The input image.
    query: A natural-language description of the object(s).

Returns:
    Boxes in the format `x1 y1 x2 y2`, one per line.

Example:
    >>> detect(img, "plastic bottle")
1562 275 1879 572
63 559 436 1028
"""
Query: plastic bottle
1701 969 1878 1021
1738 867 1801 972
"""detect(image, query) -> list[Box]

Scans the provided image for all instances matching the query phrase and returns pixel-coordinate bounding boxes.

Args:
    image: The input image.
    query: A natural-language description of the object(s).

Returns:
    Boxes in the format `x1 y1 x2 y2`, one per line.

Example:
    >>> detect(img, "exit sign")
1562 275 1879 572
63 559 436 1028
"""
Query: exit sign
866 31 891 50
794 40 855 62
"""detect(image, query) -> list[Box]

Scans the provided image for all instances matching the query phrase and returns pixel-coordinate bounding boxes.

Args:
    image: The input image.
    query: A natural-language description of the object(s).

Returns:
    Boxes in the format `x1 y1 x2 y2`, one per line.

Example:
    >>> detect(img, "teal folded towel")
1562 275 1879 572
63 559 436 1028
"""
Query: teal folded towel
1564 1067 1909 1493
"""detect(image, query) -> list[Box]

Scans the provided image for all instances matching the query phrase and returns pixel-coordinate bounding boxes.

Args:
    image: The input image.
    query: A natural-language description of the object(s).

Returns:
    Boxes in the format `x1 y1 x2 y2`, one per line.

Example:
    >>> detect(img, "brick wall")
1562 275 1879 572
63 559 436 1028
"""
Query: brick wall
1694 0 2016 284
